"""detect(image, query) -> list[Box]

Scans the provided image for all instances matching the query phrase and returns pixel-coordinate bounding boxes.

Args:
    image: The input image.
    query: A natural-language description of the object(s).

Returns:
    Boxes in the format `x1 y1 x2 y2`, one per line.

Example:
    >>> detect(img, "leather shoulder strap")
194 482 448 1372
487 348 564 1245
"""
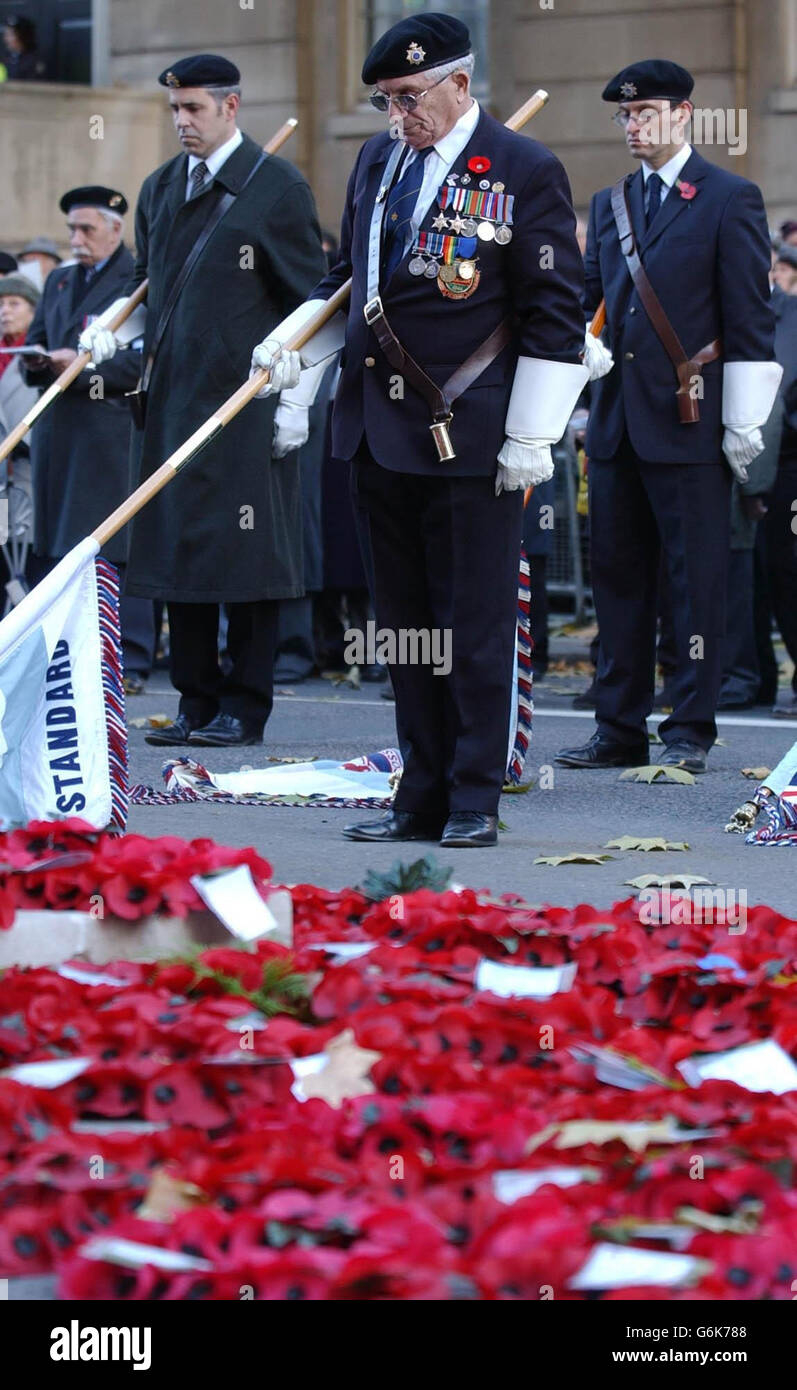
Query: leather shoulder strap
609 176 690 370
143 150 268 388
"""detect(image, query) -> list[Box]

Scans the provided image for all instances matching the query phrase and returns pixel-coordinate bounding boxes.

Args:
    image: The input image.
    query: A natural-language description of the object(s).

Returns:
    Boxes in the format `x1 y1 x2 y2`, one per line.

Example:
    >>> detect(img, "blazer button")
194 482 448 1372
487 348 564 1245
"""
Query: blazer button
624 351 635 360
364 356 375 367
629 306 637 314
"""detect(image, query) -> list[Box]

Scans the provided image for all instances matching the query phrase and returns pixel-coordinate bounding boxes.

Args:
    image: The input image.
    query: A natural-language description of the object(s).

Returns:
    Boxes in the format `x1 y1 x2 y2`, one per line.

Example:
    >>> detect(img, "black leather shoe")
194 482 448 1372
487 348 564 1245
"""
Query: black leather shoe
342 811 444 842
145 713 202 746
657 740 707 773
555 732 649 768
440 812 498 847
188 713 263 747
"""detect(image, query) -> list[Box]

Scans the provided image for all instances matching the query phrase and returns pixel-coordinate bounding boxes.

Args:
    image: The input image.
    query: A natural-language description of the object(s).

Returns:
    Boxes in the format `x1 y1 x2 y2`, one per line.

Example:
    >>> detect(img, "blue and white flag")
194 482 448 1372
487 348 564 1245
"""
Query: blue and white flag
0 538 127 829
747 738 797 846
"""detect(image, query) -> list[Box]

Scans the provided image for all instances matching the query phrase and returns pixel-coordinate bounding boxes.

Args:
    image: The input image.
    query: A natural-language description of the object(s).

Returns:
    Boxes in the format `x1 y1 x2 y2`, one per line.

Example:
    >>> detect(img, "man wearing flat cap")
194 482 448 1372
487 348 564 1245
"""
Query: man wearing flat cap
251 13 587 846
557 59 780 776
21 186 155 688
81 53 326 747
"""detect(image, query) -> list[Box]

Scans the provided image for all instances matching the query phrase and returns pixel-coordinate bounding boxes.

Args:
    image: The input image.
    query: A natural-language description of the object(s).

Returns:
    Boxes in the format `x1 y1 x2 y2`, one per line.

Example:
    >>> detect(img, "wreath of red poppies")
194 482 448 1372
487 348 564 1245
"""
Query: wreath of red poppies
0 822 795 1300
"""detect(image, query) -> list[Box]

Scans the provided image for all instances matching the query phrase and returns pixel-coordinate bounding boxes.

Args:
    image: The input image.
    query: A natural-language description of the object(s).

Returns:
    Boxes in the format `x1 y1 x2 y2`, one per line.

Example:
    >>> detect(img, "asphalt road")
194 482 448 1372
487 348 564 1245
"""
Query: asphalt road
126 669 797 918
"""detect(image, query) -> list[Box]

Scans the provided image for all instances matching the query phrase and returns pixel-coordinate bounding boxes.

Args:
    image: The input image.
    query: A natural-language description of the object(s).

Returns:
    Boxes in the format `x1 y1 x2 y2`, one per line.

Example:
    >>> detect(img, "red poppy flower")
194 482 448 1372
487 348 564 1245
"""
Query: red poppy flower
677 179 697 199
467 156 491 174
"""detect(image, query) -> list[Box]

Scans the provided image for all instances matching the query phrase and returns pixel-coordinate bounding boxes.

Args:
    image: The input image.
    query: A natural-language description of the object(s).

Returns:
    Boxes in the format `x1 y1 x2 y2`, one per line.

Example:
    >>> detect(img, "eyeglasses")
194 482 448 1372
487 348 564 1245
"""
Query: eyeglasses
612 104 676 129
369 72 451 113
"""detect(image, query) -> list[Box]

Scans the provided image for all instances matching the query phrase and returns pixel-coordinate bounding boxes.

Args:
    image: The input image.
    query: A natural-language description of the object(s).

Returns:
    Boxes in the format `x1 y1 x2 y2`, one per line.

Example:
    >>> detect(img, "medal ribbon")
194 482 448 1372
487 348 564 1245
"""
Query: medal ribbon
439 187 514 224
416 231 477 262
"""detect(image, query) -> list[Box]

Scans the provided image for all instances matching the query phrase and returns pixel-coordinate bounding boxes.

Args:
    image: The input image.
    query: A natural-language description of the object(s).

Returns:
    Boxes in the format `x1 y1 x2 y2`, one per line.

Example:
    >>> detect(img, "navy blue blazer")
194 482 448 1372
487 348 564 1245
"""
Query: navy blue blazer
584 149 775 464
313 108 585 476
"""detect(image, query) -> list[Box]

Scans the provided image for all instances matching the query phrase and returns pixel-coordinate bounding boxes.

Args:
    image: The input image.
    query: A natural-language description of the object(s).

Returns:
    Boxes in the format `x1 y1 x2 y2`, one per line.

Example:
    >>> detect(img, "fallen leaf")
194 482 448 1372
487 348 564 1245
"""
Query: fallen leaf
267 755 317 764
741 767 771 780
136 1168 206 1222
526 1119 712 1155
624 873 715 890
619 765 695 785
298 1029 381 1109
502 780 535 794
534 853 614 866
605 836 689 852
675 1203 762 1236
128 713 172 729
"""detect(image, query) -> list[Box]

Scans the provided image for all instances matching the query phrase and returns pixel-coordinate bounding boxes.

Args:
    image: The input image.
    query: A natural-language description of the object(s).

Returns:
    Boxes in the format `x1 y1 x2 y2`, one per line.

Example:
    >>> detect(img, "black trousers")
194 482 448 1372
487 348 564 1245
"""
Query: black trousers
764 454 797 692
719 549 759 704
588 438 731 750
167 599 279 727
352 447 523 816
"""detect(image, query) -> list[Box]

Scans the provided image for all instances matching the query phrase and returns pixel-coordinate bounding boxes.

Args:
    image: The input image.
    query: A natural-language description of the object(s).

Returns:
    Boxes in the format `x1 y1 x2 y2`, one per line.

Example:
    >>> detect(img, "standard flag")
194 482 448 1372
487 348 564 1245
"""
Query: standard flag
0 537 127 829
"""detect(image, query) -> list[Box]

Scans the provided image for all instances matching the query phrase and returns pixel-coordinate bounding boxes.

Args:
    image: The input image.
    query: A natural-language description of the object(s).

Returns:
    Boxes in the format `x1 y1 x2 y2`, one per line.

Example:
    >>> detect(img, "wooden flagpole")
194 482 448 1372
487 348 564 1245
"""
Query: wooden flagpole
0 118 299 468
92 93 551 548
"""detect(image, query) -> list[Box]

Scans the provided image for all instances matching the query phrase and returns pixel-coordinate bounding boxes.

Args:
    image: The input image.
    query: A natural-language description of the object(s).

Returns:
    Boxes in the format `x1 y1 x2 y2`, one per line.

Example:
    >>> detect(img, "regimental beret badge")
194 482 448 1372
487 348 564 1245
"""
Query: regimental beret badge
164 71 180 87
406 41 426 65
109 193 122 207
620 81 637 99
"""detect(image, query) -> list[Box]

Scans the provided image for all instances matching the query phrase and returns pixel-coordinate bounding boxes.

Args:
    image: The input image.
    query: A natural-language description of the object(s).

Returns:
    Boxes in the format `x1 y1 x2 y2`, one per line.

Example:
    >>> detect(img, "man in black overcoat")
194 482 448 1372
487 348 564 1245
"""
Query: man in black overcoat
22 186 154 686
81 55 327 746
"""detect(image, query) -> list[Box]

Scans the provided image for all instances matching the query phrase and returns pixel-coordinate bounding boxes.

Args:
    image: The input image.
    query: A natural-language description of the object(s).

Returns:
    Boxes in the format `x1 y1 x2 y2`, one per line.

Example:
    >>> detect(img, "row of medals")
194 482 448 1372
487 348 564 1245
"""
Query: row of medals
407 175 512 297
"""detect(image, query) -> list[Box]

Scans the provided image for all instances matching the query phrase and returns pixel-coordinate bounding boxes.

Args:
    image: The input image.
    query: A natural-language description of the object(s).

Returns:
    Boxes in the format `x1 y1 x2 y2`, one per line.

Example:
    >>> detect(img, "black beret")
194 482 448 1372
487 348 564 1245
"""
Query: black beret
59 186 128 216
362 12 471 85
602 60 694 104
158 54 240 89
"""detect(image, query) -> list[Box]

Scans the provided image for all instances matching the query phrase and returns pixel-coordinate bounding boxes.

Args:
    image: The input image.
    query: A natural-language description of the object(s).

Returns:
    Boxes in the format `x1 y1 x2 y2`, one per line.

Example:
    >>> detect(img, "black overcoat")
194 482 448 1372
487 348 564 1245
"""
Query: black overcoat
124 133 327 602
23 245 141 564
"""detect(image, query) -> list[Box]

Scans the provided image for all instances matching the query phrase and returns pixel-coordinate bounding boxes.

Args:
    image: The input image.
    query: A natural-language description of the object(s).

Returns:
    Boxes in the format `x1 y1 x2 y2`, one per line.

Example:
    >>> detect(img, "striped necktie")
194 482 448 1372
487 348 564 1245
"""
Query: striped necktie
188 160 210 201
383 145 434 282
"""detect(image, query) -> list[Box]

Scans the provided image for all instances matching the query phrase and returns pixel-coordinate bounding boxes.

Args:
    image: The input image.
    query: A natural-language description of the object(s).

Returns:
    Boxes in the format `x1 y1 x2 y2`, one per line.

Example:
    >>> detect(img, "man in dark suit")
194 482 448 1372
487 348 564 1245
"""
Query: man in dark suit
557 60 781 775
251 13 587 845
81 55 327 747
22 187 154 688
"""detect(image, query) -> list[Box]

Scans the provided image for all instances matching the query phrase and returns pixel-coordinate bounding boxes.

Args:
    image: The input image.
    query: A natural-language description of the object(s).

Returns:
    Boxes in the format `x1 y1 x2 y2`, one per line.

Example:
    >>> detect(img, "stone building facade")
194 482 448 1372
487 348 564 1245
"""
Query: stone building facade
1 0 796 253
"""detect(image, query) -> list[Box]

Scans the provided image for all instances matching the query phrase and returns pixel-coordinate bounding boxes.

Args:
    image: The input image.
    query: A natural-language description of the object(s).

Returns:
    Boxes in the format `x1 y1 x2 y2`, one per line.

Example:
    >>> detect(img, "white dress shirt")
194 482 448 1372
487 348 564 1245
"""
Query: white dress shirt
185 127 243 199
394 99 481 241
641 142 693 212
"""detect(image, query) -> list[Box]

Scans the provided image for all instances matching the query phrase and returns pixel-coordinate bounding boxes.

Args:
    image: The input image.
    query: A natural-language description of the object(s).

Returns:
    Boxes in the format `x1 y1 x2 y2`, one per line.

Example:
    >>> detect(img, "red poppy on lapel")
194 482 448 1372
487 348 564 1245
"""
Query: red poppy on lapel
467 156 491 173
676 179 697 200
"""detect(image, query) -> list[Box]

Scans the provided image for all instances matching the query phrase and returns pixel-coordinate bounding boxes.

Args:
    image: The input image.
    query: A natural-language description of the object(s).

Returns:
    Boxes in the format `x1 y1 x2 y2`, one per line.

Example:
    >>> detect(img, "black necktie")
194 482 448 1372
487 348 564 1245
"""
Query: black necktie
646 172 664 229
188 160 210 200
383 145 434 281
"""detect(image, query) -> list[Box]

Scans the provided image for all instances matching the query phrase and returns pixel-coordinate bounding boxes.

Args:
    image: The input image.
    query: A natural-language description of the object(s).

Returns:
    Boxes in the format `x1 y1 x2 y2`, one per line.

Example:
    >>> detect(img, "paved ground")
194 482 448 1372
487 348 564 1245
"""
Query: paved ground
125 655 797 917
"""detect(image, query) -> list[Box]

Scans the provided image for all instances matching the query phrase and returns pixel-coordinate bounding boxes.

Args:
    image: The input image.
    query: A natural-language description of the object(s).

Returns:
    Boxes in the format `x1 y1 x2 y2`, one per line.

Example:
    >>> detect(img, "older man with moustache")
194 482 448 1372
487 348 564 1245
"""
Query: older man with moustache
22 187 154 688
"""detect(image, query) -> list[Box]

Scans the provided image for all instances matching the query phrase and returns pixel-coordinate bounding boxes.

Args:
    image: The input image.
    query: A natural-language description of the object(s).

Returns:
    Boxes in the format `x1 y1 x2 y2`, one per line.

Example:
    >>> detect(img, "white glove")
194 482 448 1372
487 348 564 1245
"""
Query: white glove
583 330 614 382
77 296 147 363
273 400 309 458
250 340 302 398
495 438 553 496
722 425 764 483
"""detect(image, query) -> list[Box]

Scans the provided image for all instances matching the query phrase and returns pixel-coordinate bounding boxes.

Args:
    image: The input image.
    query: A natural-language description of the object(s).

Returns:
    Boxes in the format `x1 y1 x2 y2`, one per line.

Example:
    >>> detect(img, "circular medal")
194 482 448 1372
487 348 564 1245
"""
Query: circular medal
494 224 513 245
476 221 495 242
408 256 427 275
438 262 461 284
438 267 481 300
460 217 478 236
492 181 505 193
458 259 476 281
460 173 471 185
479 178 490 190
424 259 440 278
